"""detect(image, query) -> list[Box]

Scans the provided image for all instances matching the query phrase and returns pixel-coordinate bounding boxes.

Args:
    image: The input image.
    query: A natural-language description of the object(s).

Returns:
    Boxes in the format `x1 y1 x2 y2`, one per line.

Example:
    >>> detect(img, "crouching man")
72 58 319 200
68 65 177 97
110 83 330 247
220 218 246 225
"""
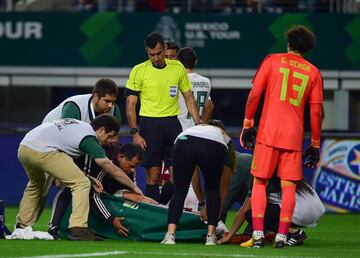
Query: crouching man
16 114 142 240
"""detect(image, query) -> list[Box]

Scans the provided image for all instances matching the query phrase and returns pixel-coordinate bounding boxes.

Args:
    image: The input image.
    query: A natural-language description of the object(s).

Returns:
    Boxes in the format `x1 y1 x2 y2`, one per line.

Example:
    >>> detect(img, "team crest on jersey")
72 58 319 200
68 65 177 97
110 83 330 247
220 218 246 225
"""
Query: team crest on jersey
169 86 178 97
123 201 139 210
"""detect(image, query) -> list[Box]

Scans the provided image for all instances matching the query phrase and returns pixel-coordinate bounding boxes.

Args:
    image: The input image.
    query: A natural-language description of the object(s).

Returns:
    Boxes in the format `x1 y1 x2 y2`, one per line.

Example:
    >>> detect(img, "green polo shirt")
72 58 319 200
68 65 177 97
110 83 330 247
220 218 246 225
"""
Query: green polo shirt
126 59 192 117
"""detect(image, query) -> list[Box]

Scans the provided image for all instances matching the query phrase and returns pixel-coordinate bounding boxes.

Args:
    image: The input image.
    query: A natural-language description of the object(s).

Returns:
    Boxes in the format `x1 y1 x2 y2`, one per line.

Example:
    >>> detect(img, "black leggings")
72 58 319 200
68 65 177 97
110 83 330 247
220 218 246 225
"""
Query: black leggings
168 136 227 226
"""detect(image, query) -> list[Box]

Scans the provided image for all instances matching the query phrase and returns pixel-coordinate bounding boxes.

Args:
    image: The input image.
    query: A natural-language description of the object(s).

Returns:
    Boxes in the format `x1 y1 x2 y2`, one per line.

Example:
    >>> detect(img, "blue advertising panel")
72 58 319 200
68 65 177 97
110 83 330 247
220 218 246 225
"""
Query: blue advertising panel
312 140 360 213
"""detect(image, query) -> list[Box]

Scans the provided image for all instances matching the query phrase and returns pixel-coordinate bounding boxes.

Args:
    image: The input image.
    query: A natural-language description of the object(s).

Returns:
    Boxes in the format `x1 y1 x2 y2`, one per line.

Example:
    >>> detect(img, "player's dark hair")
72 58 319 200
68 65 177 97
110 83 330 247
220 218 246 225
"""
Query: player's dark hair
92 78 119 98
286 25 316 55
104 142 143 164
177 47 197 69
145 32 164 49
208 119 225 130
295 179 314 196
120 143 144 161
165 41 180 52
90 114 120 133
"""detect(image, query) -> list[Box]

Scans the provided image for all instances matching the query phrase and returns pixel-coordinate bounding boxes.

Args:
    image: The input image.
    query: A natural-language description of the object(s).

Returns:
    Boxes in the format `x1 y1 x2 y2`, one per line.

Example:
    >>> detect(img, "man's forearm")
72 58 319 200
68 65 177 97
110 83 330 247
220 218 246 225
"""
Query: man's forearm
202 99 214 123
99 159 136 190
183 91 200 124
310 103 322 147
126 96 138 129
228 197 251 237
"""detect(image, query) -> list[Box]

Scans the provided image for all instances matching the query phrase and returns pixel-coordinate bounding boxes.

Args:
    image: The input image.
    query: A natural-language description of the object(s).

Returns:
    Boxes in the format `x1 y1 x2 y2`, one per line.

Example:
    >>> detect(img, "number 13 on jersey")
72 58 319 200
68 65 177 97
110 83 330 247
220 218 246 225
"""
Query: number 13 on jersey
279 67 309 107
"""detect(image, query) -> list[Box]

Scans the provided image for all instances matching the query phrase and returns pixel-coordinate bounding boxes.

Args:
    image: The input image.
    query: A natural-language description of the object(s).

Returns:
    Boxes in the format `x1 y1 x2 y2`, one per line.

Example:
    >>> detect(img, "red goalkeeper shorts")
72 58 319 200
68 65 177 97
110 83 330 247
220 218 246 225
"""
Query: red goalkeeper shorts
251 142 303 181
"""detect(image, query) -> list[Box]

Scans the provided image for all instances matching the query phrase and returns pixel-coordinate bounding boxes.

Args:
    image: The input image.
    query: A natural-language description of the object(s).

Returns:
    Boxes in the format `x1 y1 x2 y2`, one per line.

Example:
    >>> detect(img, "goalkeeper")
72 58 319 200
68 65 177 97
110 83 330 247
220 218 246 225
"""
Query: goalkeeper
239 25 323 248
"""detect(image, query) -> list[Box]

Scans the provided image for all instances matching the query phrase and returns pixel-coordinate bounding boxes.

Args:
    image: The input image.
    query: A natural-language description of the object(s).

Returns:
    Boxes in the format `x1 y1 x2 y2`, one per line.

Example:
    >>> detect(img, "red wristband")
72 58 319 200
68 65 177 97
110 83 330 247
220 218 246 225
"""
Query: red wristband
312 139 320 148
243 118 254 129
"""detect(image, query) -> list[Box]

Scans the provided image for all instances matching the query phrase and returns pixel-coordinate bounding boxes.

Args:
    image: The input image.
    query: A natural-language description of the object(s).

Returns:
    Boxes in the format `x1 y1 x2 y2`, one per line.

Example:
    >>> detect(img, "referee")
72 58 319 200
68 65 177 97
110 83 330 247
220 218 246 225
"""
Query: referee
125 32 200 201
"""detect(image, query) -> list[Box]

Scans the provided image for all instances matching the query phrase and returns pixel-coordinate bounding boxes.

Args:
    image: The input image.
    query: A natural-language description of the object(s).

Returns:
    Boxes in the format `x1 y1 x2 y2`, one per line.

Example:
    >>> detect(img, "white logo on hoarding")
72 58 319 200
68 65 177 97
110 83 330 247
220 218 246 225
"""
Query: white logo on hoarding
154 16 181 44
185 22 240 48
0 21 42 39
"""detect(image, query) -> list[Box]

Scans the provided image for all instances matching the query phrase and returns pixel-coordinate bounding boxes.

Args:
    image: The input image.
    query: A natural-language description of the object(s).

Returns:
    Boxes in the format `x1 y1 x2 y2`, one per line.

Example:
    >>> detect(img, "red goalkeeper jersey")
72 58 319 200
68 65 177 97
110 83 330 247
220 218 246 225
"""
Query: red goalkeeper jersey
249 53 323 151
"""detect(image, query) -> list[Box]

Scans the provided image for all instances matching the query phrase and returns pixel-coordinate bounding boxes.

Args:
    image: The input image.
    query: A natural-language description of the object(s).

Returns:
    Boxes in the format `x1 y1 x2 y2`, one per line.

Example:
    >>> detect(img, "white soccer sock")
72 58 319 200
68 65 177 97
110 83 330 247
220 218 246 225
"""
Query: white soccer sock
275 233 287 243
253 230 264 240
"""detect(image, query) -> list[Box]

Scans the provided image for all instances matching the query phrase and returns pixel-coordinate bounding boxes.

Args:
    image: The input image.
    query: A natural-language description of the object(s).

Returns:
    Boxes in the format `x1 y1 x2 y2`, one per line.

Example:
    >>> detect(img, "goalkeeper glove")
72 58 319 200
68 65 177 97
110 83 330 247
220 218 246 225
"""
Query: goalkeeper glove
240 119 257 150
303 145 320 168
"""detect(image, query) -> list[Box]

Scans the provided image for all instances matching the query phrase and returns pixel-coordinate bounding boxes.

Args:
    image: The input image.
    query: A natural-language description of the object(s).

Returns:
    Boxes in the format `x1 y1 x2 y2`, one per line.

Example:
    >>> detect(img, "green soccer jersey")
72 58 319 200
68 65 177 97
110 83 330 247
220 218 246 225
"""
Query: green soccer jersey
126 59 192 117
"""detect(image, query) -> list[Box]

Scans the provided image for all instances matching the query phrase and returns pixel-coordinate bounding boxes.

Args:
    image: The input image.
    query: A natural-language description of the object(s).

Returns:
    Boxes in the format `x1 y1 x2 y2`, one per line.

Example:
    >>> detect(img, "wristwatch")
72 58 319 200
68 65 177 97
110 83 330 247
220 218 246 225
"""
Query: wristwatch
130 128 138 135
198 201 206 210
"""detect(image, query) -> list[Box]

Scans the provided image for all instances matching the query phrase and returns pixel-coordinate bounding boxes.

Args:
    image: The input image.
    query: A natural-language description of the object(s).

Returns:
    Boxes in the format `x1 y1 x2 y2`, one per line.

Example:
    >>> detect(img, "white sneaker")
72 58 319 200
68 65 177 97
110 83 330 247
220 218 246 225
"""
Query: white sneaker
205 234 217 245
161 232 175 245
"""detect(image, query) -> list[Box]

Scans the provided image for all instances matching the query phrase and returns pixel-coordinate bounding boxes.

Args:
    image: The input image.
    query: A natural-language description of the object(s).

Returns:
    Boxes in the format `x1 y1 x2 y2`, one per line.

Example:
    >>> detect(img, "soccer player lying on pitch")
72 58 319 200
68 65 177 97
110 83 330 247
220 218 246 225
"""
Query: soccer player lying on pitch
49 142 156 239
217 163 325 247
59 141 212 241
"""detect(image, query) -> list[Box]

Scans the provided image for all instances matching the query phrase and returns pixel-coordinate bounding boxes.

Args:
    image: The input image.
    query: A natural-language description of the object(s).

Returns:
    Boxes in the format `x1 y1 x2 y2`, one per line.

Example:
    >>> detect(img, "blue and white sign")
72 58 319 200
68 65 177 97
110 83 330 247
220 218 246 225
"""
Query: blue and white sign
313 140 360 213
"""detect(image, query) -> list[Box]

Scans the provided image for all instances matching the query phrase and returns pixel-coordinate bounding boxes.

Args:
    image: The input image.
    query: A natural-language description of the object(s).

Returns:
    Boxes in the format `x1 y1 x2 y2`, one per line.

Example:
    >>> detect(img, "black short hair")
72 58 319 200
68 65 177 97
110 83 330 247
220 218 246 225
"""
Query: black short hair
90 114 120 133
286 25 316 55
177 47 197 69
92 78 119 98
208 119 225 130
120 143 144 161
145 32 164 49
165 41 180 52
104 142 143 163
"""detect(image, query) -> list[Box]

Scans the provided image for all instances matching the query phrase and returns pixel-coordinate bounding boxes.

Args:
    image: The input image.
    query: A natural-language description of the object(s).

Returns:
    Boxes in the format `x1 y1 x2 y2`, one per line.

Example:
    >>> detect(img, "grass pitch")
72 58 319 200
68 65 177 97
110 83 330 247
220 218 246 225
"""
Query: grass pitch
1 207 359 258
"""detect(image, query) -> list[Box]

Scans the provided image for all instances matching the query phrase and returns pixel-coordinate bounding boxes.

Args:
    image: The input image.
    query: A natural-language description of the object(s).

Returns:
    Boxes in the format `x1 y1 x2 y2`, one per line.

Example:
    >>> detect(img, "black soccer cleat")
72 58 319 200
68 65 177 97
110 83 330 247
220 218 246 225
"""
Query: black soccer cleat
273 240 286 248
253 237 265 248
287 230 307 246
48 226 61 240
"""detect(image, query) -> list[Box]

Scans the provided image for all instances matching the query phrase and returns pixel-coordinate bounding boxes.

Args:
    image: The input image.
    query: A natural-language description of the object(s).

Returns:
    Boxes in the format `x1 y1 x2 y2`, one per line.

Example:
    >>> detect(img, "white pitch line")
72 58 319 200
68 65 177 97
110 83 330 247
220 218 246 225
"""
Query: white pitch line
131 251 328 258
11 250 334 258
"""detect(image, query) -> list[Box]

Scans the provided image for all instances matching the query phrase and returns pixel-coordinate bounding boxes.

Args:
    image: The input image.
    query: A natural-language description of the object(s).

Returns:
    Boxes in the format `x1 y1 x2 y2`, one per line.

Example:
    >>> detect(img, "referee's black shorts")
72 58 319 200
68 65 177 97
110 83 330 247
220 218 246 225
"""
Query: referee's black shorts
139 116 182 168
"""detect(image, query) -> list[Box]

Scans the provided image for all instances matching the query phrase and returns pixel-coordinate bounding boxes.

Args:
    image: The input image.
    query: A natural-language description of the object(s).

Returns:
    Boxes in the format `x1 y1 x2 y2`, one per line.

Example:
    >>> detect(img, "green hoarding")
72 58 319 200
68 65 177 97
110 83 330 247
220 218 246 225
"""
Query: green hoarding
0 12 359 69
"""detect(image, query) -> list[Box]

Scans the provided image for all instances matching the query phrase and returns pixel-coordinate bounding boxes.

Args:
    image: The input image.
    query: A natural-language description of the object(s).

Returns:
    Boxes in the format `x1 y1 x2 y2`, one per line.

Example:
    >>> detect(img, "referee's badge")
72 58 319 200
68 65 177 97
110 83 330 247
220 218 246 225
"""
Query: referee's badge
169 85 178 97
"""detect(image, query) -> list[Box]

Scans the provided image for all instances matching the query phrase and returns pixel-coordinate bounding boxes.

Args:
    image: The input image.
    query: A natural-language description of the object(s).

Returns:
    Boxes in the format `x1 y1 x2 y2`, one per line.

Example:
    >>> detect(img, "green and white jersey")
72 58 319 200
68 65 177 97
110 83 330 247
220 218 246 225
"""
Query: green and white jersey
178 73 211 130
42 94 120 124
20 119 97 158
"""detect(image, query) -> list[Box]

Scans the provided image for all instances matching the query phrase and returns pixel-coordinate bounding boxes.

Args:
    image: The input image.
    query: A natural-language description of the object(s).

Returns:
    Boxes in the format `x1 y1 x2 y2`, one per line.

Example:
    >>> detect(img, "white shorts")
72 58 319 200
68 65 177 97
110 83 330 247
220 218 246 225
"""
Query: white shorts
268 189 325 228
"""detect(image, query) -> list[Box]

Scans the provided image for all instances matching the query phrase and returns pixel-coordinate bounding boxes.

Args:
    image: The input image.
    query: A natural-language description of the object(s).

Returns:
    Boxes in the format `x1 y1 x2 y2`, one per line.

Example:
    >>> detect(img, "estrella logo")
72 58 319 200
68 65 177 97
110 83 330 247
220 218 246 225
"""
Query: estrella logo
346 144 360 176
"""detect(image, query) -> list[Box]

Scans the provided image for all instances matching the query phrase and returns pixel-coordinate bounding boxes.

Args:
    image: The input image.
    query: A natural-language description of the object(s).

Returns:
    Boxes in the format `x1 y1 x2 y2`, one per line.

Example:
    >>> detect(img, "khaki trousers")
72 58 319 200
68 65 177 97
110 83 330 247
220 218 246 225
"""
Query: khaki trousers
16 145 90 228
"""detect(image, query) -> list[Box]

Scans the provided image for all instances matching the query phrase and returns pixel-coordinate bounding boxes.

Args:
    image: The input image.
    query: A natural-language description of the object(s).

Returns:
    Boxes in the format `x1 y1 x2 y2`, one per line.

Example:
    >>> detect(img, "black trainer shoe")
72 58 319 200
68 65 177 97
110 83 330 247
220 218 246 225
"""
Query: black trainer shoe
67 227 103 241
15 223 25 229
253 237 265 248
274 240 286 248
287 230 307 246
48 226 61 240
